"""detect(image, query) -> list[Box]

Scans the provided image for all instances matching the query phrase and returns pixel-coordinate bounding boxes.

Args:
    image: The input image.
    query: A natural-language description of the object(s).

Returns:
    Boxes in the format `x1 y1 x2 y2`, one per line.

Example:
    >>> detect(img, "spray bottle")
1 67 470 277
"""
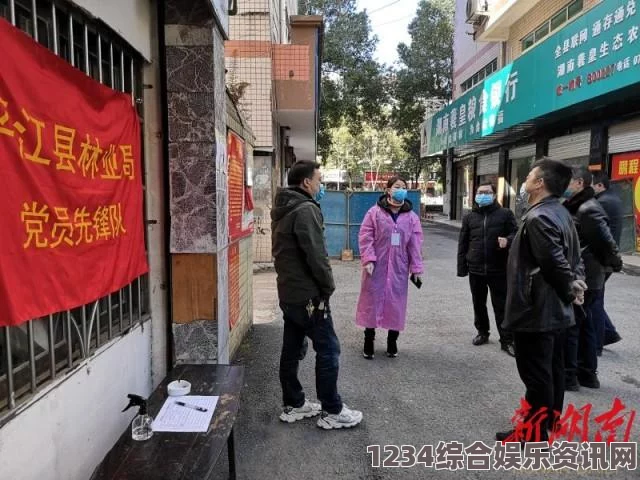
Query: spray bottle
122 394 153 441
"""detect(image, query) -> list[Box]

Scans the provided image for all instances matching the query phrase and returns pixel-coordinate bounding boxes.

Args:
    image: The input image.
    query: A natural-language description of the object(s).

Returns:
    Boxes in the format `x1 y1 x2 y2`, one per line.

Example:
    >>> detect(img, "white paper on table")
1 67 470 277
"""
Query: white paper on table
152 395 219 433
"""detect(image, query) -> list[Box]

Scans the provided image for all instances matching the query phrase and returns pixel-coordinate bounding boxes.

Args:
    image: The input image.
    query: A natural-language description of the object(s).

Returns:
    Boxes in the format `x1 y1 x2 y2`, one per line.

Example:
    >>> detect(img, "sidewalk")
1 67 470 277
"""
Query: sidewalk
423 214 640 276
215 226 640 479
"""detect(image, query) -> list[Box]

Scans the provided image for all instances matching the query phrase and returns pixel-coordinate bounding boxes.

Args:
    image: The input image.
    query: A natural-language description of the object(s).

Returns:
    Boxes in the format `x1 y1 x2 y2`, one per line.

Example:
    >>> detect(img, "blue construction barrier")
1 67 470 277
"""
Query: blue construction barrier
320 190 421 258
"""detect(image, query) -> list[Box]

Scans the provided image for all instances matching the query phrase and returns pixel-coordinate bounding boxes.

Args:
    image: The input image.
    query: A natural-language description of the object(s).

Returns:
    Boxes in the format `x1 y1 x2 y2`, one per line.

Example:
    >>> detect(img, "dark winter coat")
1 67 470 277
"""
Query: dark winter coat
564 187 623 290
457 201 518 277
503 196 583 333
596 188 623 246
271 187 335 305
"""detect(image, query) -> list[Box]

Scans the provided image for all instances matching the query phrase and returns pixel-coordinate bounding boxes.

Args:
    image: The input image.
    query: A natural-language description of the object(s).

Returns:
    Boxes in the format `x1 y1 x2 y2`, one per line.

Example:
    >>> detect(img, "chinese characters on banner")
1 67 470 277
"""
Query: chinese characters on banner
611 152 640 251
227 130 253 242
0 19 148 326
228 243 240 331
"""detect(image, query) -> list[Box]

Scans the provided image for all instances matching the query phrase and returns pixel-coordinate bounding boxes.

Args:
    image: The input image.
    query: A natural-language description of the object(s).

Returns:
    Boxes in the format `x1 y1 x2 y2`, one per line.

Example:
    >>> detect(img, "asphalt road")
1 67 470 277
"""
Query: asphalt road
218 224 640 480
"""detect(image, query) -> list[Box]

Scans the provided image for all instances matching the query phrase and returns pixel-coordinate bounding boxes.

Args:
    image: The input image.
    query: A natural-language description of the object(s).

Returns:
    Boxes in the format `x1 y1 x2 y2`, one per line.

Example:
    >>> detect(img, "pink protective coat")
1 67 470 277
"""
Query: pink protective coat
355 205 424 331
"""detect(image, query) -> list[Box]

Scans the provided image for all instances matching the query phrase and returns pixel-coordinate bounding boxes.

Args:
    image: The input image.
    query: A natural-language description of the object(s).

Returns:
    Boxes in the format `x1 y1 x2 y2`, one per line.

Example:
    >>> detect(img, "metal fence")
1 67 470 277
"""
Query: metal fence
0 0 149 419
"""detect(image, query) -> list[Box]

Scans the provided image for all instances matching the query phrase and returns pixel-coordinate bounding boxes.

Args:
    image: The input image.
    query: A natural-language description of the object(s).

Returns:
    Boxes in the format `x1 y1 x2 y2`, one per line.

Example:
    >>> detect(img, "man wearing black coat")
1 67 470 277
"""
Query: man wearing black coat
593 172 623 352
563 168 623 390
497 158 586 443
457 182 518 356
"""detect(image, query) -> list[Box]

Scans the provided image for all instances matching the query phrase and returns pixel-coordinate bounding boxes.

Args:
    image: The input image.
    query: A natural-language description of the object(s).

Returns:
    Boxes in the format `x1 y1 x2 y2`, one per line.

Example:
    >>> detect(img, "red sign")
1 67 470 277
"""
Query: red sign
227 130 253 242
0 19 148 326
364 171 397 184
228 243 240 330
611 152 640 252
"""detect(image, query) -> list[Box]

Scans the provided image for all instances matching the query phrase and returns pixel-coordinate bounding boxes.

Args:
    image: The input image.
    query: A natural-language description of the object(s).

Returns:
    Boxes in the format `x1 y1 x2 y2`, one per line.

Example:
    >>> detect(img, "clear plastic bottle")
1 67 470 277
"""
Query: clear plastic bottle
122 394 154 441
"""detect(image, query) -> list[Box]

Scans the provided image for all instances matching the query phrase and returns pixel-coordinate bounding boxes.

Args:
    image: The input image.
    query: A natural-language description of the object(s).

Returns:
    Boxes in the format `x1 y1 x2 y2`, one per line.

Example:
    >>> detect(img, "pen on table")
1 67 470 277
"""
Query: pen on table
174 401 208 412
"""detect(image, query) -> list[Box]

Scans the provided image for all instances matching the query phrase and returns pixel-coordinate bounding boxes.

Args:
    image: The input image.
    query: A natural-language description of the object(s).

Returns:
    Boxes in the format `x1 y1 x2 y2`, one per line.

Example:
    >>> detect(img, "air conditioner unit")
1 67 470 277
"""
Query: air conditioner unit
466 0 489 24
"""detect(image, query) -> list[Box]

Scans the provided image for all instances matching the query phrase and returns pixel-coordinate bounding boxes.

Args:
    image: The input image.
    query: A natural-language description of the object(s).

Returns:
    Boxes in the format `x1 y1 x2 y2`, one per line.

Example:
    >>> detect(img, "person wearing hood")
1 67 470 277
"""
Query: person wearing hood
356 176 424 359
562 167 622 390
457 182 518 356
271 160 363 430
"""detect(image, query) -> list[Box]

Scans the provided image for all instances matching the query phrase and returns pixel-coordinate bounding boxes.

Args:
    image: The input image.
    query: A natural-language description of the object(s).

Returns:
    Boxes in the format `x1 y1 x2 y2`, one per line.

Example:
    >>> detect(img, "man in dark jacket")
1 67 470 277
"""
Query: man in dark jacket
497 158 586 443
593 172 623 352
271 160 362 430
563 168 622 390
457 182 518 356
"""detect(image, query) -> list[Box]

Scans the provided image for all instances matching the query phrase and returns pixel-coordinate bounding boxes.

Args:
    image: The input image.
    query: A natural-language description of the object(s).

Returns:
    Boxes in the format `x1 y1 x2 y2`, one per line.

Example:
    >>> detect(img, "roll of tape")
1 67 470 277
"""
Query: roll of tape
167 380 191 397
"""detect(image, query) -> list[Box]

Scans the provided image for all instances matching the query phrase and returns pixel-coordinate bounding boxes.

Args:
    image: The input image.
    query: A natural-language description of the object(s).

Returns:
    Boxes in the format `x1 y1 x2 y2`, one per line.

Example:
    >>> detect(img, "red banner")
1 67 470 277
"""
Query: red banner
227 130 253 242
0 19 148 326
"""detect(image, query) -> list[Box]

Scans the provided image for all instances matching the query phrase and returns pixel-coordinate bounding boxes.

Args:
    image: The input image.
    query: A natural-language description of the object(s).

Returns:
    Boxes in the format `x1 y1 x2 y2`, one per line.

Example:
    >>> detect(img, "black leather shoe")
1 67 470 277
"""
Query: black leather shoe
578 375 600 389
501 342 516 357
472 334 489 346
565 380 580 392
604 332 622 346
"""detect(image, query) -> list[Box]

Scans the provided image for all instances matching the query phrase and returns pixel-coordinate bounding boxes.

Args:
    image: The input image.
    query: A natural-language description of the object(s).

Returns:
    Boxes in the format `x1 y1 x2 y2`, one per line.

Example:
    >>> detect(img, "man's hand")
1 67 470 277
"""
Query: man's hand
498 237 508 249
364 263 375 276
571 280 588 305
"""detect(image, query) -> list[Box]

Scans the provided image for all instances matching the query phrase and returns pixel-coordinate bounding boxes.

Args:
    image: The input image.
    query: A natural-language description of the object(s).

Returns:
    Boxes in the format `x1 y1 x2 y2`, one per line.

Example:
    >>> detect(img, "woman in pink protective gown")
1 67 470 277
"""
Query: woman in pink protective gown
356 176 424 359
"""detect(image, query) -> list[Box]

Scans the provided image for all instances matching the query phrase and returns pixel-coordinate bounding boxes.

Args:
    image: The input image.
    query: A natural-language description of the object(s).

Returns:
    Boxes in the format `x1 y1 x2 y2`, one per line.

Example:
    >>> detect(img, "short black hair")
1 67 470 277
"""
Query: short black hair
572 166 593 186
478 181 496 193
287 160 321 186
593 171 611 189
386 176 408 189
532 157 573 197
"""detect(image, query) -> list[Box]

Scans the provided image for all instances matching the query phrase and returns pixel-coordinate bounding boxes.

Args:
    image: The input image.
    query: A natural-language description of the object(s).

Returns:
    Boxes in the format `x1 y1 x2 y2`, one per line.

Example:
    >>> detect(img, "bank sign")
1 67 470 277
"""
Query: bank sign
425 0 640 155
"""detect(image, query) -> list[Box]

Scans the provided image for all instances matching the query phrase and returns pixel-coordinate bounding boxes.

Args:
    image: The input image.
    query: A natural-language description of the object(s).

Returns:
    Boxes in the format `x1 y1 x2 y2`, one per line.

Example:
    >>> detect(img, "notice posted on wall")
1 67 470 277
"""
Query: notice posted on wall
152 396 218 433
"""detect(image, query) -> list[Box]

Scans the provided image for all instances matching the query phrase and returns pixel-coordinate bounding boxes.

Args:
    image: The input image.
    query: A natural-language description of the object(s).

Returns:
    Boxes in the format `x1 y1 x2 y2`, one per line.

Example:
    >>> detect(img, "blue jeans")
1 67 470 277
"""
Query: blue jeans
279 300 342 414
593 273 619 350
565 290 599 381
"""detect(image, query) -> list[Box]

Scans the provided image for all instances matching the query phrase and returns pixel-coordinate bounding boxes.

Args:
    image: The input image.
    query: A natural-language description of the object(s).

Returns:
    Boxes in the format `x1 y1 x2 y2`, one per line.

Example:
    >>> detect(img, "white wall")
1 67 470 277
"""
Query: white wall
453 0 500 99
72 0 153 60
0 3 168 478
0 324 154 480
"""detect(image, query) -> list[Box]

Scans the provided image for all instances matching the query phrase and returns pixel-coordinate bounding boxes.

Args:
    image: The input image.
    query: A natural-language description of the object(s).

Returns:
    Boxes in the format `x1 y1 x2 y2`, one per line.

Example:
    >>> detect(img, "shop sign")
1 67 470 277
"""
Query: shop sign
427 0 640 155
611 151 640 251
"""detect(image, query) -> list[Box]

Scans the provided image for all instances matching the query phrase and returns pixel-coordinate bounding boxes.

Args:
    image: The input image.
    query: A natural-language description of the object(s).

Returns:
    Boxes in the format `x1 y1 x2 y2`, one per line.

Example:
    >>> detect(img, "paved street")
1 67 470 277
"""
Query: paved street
222 224 640 479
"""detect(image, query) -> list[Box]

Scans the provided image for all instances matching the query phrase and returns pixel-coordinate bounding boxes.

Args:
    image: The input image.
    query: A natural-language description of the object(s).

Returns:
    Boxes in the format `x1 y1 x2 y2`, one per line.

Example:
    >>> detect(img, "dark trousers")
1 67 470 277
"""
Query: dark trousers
514 330 566 441
469 273 512 343
565 290 599 382
593 273 619 350
279 300 342 414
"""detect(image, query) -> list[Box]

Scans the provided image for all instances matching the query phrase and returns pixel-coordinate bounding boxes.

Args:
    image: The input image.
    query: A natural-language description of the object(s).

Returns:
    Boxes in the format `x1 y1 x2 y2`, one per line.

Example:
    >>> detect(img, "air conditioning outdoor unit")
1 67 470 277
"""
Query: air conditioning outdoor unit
466 0 489 24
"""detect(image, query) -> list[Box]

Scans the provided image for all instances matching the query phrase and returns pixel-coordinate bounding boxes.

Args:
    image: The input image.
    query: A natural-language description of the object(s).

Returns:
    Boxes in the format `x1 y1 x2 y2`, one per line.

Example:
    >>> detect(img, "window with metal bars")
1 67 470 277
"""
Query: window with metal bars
0 0 150 420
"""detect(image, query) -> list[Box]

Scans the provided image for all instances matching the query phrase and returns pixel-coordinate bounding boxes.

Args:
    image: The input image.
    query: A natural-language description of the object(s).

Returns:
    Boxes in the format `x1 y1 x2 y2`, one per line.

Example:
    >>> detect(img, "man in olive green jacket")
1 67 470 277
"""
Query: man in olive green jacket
271 160 362 430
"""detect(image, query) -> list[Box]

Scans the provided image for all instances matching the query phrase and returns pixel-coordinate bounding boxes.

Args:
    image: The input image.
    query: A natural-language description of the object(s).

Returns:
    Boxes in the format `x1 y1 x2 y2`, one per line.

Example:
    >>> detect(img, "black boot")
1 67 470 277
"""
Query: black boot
363 328 375 359
387 330 399 358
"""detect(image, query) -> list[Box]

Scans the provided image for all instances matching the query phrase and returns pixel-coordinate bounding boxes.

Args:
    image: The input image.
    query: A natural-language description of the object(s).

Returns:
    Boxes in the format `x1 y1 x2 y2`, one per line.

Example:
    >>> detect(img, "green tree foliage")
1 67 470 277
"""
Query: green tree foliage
391 0 455 181
298 0 389 160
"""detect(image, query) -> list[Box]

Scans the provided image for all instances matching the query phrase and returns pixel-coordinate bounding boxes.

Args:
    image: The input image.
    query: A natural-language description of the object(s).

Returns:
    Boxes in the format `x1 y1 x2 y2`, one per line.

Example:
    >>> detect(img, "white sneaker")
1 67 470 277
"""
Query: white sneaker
316 404 363 430
279 399 322 423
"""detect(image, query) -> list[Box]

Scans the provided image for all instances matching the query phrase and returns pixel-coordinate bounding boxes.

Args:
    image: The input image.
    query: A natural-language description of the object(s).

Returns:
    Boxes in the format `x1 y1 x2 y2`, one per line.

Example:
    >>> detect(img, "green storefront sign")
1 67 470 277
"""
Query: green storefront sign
425 0 640 155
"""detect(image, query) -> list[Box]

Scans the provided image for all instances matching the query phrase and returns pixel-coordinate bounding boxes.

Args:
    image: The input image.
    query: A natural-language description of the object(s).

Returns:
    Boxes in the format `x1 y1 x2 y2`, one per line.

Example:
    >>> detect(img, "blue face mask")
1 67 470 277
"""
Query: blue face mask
315 184 326 202
562 188 574 199
475 193 494 207
391 188 408 203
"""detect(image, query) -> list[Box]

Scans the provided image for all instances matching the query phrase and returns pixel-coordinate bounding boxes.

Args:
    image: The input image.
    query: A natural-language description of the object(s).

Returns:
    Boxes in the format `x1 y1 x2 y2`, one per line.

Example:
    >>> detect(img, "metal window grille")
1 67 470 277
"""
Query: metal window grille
0 0 150 420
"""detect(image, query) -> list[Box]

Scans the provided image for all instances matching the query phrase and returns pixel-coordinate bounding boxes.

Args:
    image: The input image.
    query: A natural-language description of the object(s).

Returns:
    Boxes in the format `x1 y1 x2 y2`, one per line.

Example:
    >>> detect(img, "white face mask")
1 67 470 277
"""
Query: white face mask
519 182 529 205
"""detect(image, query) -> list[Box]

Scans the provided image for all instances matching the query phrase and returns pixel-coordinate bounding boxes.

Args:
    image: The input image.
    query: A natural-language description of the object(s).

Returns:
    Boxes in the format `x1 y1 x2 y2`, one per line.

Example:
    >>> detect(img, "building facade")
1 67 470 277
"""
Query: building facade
225 0 323 262
425 0 640 253
0 0 260 478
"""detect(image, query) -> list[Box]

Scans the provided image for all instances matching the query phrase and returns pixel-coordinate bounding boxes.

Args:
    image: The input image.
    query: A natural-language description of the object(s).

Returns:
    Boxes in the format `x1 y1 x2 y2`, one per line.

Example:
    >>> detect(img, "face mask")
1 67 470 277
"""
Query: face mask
562 188 574 199
519 183 530 205
391 188 408 203
475 194 494 207
315 184 326 202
